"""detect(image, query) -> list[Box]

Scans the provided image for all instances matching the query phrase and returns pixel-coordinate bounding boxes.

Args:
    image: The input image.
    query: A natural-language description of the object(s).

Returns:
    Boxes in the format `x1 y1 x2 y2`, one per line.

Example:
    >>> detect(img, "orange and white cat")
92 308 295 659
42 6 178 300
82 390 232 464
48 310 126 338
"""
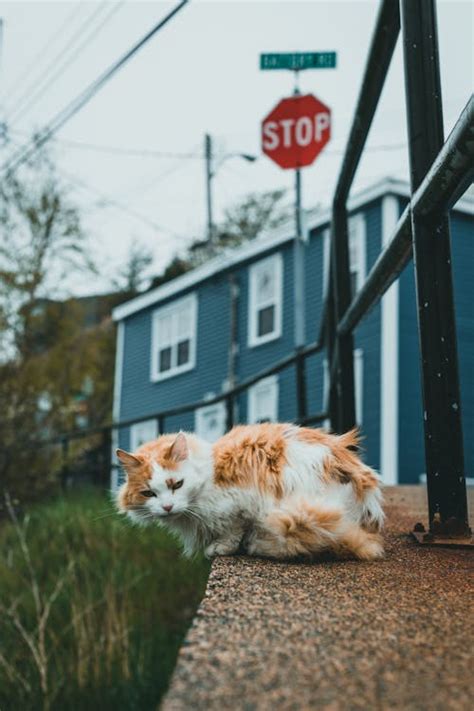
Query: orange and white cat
116 424 384 561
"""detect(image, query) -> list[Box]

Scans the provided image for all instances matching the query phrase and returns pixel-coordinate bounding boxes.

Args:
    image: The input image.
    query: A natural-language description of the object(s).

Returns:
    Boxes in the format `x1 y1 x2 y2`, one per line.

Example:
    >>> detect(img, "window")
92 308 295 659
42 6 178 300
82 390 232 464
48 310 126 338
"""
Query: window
248 376 279 423
248 254 283 347
151 294 197 381
322 349 364 426
195 400 226 442
130 419 158 451
322 214 367 299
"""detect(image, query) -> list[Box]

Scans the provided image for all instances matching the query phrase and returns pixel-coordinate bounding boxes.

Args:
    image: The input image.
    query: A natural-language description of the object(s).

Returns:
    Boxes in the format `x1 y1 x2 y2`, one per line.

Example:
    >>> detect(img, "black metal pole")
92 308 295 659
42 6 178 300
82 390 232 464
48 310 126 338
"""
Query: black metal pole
157 415 165 434
400 0 470 536
327 0 400 435
330 207 356 432
325 267 339 430
225 395 234 432
295 348 307 422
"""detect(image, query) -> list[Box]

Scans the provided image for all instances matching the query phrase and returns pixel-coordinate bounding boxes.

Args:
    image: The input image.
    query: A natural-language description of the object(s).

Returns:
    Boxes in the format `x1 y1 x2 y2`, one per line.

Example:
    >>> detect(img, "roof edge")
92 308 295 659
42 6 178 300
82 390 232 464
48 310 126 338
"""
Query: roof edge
113 177 473 322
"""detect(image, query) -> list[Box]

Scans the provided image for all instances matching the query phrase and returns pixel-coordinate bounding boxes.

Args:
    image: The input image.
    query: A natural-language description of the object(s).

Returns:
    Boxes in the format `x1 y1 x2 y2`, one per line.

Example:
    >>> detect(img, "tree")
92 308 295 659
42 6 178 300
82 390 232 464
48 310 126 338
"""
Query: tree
0 150 94 359
149 188 290 284
111 241 153 294
0 150 101 501
218 187 289 245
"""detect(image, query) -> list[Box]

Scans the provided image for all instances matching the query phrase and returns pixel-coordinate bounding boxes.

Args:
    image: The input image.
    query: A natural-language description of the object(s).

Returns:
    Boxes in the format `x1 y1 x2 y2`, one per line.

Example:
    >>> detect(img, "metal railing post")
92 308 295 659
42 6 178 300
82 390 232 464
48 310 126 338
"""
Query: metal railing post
330 208 356 432
400 0 470 537
325 269 338 430
157 415 165 435
295 348 307 422
225 395 234 432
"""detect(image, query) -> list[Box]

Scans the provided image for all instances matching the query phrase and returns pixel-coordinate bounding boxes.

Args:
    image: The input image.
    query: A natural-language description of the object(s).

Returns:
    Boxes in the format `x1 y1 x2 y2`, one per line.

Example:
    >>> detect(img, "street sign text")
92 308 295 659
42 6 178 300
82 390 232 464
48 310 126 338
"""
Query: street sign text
260 52 336 71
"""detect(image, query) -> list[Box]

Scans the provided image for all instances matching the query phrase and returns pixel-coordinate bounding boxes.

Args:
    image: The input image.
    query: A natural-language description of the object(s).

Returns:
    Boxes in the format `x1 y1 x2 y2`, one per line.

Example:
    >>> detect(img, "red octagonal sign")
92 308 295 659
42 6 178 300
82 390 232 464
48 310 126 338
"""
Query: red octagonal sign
261 93 331 170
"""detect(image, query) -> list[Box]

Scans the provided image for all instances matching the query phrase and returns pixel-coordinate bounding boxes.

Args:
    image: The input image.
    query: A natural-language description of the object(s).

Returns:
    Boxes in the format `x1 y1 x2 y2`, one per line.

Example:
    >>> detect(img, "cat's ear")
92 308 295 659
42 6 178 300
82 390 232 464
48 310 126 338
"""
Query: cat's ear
168 432 188 464
116 449 143 474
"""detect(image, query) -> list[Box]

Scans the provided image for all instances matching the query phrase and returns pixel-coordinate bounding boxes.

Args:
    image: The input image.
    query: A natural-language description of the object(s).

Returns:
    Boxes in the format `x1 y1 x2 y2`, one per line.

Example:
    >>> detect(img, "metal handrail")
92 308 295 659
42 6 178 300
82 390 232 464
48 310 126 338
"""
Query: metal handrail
32 0 473 544
37 338 326 447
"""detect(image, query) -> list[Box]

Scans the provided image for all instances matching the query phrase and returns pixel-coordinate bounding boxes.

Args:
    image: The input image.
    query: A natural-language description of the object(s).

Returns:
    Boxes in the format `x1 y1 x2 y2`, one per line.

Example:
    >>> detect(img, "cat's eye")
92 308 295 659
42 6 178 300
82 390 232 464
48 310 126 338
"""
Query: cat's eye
140 490 156 498
172 480 184 491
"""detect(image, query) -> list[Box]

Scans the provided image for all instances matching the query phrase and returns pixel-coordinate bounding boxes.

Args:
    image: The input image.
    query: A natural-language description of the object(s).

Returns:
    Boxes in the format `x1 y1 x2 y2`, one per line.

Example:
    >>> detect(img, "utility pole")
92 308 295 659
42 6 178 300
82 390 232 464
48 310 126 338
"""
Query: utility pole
205 133 214 244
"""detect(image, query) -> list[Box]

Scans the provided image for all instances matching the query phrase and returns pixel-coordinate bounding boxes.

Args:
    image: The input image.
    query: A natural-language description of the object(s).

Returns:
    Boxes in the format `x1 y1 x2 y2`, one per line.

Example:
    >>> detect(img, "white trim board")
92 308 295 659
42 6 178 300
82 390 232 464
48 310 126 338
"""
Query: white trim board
380 195 400 485
113 177 474 322
111 321 124 491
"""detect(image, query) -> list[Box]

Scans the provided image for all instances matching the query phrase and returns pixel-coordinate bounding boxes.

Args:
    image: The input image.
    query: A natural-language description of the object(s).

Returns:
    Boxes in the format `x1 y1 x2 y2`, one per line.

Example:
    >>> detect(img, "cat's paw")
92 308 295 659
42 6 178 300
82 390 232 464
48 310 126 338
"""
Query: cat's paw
204 541 238 558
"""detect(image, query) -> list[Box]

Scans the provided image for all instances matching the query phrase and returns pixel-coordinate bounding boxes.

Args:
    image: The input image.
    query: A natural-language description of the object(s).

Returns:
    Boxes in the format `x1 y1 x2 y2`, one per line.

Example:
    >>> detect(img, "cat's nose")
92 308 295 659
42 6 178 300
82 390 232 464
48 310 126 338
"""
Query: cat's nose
162 504 173 513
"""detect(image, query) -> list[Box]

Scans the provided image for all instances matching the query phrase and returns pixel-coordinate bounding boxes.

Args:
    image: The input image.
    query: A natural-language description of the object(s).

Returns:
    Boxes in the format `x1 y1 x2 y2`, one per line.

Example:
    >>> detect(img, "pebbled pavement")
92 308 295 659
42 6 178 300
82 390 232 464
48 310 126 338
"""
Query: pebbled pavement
162 486 474 711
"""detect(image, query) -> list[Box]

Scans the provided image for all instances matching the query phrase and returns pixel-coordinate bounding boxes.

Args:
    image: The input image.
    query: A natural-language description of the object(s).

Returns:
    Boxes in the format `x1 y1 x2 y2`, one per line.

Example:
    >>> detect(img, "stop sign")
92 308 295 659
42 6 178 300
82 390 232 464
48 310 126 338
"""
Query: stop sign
261 94 331 169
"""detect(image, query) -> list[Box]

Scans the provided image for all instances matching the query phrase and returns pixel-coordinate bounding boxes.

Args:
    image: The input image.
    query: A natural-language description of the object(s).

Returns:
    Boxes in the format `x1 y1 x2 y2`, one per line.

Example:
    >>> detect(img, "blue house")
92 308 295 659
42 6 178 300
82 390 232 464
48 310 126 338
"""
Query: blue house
111 178 473 488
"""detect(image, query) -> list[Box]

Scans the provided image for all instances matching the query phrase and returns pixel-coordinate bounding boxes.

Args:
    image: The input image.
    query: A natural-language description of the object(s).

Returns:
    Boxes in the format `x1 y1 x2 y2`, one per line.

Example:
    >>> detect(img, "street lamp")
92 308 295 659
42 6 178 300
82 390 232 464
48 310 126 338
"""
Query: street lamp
205 133 257 244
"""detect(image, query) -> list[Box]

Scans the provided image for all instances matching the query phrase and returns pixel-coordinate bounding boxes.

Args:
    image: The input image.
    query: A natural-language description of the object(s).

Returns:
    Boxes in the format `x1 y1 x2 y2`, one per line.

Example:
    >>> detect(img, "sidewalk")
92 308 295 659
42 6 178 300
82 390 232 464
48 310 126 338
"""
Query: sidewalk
163 487 473 711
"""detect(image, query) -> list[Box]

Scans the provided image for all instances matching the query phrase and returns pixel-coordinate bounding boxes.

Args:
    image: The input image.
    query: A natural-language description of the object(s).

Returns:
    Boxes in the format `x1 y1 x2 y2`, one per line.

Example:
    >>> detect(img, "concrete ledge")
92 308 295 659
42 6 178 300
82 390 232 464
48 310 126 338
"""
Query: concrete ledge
163 487 473 711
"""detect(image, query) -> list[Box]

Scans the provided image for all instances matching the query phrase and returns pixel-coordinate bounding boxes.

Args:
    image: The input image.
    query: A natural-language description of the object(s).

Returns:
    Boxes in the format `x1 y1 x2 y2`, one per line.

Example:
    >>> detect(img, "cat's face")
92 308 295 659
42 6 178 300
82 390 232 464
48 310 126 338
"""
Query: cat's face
116 433 204 524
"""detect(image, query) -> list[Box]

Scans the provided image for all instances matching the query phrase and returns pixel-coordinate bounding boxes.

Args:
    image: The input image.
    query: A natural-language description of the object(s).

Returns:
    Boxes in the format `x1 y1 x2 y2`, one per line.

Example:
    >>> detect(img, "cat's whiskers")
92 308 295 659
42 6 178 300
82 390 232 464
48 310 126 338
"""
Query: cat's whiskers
183 508 206 526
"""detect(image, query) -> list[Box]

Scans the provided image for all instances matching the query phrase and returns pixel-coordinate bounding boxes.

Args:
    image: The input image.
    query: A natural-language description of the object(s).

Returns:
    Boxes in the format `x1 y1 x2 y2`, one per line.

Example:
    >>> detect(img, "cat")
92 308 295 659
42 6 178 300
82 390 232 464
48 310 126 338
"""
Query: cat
115 423 385 561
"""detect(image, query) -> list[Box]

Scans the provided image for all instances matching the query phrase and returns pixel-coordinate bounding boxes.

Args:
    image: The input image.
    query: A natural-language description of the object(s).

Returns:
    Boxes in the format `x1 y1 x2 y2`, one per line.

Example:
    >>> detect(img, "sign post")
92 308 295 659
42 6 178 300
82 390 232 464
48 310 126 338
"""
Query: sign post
260 54 335 347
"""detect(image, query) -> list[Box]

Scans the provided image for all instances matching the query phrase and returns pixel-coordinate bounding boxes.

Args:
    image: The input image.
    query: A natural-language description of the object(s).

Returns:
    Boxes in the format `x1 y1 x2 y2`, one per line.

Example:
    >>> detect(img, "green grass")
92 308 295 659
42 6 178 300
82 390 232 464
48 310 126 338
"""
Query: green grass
0 489 210 711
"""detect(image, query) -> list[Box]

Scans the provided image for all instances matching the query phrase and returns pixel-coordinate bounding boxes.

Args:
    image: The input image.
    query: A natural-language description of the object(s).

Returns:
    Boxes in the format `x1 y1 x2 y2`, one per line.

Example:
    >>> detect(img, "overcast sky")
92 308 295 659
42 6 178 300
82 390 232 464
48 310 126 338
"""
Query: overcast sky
0 0 472 296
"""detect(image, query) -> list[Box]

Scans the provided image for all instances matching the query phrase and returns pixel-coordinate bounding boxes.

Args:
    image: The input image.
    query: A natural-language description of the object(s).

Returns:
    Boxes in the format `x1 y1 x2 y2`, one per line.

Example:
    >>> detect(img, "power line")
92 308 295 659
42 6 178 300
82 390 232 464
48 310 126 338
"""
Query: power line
9 2 125 125
2 0 190 178
3 1 86 108
60 167 184 239
6 3 110 120
54 137 202 159
6 128 410 160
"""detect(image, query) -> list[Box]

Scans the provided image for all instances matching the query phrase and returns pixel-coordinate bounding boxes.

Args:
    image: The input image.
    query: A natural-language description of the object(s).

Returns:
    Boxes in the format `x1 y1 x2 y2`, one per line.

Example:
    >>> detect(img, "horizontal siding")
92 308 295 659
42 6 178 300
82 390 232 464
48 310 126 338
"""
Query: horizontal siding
119 275 232 444
355 200 382 471
398 206 474 483
118 203 385 465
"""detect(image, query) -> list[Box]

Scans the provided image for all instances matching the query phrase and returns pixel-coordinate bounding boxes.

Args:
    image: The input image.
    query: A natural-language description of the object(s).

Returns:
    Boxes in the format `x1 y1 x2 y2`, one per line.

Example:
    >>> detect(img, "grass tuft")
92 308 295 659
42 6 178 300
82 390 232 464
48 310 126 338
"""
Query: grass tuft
0 489 210 711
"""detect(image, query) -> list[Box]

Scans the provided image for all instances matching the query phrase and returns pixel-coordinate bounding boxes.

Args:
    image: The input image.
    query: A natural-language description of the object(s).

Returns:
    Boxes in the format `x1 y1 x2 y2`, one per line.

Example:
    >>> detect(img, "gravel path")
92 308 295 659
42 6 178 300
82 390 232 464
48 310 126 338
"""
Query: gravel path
163 486 473 711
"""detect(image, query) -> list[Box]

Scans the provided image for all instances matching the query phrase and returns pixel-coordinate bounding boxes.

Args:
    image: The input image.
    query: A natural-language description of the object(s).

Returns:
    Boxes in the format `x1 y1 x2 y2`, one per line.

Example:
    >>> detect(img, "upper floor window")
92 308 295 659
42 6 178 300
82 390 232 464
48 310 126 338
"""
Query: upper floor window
150 294 197 381
248 375 279 423
322 214 367 299
248 253 283 347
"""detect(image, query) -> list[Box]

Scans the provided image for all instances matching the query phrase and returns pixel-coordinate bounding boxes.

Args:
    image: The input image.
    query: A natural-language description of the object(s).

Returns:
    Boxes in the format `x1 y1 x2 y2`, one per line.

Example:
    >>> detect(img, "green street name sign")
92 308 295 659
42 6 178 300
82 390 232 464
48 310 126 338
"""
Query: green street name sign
260 52 337 71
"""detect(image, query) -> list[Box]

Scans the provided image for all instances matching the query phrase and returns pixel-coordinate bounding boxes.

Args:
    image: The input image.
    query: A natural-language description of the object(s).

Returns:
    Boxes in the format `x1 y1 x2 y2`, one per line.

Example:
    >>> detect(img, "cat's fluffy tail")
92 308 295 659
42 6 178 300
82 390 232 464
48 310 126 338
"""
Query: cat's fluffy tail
248 498 384 561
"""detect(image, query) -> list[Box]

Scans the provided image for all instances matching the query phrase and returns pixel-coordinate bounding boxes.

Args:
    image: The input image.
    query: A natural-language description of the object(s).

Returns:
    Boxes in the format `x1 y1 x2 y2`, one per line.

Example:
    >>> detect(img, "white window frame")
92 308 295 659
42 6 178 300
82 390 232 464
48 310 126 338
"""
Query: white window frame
248 253 283 348
322 228 331 298
349 214 367 294
248 375 279 423
323 349 363 427
130 419 158 451
195 400 226 443
354 348 364 427
150 293 197 382
322 214 367 297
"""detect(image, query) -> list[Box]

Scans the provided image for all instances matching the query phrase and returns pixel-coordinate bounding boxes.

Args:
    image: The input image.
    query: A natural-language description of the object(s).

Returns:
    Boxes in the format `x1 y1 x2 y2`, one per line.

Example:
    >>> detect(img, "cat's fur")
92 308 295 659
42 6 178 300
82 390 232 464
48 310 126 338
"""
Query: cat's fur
116 423 385 561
